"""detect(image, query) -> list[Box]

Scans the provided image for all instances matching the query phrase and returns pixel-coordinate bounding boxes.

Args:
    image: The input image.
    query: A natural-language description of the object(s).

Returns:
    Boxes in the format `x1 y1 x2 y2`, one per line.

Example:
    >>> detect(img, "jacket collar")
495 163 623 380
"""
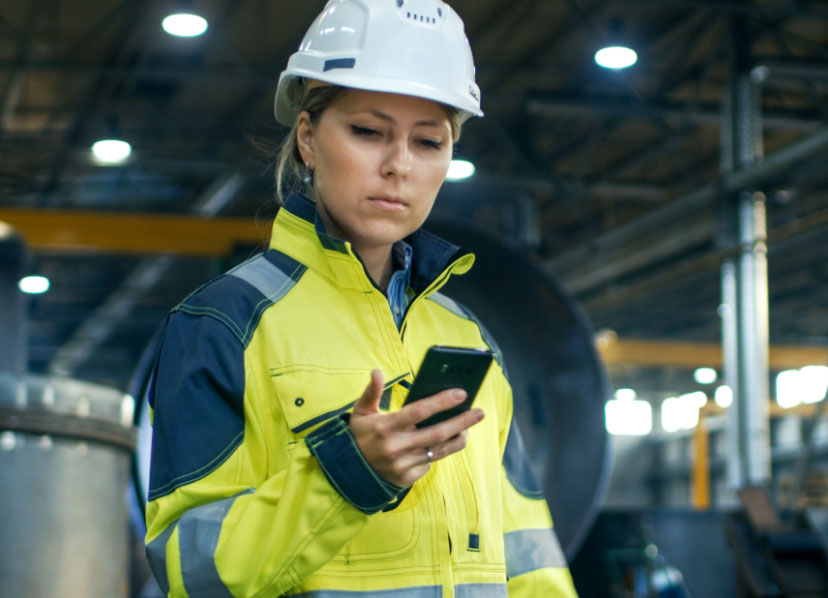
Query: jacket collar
270 193 474 293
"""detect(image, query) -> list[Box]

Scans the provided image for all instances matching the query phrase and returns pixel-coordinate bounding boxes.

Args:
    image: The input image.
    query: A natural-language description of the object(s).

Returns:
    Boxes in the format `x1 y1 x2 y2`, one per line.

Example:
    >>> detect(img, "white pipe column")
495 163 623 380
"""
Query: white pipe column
720 17 771 490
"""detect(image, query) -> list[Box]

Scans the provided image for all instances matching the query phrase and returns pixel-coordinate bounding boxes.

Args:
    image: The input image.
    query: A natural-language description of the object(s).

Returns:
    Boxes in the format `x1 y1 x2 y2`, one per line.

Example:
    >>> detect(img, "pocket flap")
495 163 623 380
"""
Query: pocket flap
270 365 407 435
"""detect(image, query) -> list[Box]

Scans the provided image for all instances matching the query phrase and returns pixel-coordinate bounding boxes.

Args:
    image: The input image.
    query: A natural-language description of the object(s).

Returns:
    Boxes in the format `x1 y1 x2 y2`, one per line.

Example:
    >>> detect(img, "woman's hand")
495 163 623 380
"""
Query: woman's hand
348 370 485 488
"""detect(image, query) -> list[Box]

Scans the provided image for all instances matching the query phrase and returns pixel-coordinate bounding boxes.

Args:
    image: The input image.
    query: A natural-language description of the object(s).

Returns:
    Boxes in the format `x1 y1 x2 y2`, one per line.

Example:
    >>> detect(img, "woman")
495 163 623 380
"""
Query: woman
144 1 578 596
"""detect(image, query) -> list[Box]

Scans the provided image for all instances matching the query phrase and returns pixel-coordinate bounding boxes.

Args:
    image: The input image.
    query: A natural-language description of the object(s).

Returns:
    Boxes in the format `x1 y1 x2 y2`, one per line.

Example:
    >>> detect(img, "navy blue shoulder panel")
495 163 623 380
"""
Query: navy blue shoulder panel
147 250 305 501
503 418 545 500
175 250 306 348
148 312 246 501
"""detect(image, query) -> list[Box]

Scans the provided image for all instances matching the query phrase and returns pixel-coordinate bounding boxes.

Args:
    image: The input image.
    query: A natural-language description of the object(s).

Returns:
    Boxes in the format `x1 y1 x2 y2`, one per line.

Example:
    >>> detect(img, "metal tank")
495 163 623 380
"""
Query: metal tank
0 224 136 597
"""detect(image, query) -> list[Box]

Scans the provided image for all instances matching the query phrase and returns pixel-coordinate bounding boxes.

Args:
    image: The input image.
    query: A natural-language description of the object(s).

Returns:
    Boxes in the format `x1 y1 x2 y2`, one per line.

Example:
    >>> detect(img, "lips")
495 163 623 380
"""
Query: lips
367 196 407 211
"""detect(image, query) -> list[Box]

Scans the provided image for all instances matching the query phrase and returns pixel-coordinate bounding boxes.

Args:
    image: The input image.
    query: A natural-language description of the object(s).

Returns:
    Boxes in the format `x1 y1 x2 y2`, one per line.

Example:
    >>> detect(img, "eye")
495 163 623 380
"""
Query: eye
419 138 443 150
351 125 379 137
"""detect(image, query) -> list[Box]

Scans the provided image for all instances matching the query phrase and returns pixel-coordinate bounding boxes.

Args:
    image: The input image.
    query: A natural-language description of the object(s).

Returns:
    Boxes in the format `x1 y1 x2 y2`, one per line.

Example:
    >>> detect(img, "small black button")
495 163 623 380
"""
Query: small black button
294 397 305 407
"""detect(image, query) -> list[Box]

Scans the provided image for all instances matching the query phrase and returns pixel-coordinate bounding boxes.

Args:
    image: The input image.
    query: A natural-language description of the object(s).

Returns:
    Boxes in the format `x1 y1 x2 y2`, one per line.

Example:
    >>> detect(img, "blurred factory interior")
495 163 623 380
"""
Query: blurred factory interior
2 0 828 596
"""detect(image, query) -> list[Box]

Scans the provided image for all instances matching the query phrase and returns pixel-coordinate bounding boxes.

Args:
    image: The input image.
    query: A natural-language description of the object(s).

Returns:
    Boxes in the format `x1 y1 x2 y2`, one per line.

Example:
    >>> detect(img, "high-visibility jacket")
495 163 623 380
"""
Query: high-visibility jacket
145 194 578 598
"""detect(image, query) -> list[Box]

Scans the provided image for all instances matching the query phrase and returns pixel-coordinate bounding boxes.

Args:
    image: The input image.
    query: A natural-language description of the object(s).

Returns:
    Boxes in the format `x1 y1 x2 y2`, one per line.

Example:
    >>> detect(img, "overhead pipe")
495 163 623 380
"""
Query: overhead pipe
526 94 822 132
547 123 828 283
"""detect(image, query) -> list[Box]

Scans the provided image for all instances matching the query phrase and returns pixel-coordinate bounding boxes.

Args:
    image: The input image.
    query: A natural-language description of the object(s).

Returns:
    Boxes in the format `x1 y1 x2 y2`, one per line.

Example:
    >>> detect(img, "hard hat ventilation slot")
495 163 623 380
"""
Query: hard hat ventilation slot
405 12 438 24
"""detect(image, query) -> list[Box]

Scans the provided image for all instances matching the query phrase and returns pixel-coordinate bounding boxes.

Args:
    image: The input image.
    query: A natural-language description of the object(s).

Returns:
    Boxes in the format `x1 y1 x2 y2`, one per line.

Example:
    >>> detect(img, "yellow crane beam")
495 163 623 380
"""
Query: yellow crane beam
598 337 828 370
2 209 825 370
0 209 269 256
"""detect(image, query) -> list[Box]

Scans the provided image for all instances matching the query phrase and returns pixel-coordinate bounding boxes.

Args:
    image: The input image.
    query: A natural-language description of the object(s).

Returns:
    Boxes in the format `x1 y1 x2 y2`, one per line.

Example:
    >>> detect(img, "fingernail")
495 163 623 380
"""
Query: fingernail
474 409 484 422
452 390 466 402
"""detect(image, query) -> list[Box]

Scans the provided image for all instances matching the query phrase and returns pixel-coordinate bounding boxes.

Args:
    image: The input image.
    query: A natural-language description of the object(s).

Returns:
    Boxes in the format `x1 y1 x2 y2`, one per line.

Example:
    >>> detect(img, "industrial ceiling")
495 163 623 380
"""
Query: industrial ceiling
1 0 827 393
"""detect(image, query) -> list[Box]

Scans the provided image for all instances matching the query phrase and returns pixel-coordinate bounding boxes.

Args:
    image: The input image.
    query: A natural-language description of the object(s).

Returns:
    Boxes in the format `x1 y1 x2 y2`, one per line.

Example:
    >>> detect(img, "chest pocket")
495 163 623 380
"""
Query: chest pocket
270 364 370 437
270 364 422 563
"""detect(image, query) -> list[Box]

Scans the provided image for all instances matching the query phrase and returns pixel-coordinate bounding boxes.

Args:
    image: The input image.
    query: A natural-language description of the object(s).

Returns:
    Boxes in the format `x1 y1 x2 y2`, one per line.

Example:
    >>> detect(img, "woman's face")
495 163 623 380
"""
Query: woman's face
296 89 453 255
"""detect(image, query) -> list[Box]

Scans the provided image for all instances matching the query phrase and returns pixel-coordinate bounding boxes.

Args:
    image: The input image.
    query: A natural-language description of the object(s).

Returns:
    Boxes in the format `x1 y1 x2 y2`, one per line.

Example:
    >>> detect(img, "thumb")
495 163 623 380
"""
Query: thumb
352 369 384 416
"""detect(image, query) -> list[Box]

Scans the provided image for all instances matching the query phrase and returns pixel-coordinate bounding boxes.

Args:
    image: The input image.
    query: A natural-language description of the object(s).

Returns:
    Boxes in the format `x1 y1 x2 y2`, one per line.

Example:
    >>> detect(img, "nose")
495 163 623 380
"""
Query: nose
383 140 412 178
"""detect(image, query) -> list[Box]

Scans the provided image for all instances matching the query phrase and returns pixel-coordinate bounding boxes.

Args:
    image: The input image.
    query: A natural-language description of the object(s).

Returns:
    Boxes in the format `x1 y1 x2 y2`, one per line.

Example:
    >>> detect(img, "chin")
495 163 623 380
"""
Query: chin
357 226 414 248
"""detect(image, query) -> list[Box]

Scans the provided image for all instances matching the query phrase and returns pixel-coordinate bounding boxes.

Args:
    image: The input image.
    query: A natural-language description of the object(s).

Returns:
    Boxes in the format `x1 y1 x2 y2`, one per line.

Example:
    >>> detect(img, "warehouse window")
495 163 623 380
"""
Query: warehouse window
605 389 652 436
776 366 828 408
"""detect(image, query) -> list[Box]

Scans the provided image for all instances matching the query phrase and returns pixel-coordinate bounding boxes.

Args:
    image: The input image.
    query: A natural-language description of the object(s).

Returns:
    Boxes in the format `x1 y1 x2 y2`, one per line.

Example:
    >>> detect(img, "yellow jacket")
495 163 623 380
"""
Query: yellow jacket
145 194 578 597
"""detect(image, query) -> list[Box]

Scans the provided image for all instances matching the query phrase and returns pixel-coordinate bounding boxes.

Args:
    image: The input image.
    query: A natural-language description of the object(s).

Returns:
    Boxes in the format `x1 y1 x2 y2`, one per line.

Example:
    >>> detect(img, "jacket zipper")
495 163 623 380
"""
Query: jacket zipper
457 451 480 552
399 260 463 339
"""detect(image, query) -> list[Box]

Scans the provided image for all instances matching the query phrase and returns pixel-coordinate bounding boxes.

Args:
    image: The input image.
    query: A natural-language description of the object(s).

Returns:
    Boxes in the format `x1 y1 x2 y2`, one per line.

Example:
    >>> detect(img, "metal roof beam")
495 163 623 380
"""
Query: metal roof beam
547 123 828 278
526 93 824 131
0 0 47 140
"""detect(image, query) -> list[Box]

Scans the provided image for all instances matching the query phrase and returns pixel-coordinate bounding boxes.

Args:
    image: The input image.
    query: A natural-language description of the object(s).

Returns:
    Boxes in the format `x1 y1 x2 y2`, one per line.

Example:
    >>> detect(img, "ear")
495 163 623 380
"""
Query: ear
296 110 315 168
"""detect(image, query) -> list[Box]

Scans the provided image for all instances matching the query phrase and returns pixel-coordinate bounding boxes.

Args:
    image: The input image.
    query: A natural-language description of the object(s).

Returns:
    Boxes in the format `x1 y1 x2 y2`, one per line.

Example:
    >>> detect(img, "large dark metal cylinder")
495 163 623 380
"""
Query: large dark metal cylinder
0 223 27 375
428 219 612 558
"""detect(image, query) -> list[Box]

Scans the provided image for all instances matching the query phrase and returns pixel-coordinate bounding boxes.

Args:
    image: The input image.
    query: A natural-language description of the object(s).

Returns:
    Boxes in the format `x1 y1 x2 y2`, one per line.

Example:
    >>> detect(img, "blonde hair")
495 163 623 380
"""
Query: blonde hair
275 83 463 203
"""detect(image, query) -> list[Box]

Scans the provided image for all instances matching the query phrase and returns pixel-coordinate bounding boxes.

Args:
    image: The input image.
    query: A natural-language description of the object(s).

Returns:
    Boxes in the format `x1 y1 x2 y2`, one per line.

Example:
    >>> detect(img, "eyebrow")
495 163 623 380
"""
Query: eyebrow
363 109 445 129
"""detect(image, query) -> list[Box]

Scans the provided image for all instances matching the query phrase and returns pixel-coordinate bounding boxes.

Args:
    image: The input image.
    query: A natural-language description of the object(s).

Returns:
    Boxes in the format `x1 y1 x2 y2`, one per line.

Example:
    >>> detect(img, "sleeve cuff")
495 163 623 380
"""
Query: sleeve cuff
305 415 408 514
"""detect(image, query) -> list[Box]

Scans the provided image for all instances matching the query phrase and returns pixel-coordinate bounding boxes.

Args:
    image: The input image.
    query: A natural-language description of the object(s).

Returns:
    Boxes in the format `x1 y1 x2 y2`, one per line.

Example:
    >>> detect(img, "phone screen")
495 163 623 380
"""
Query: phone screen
404 345 494 428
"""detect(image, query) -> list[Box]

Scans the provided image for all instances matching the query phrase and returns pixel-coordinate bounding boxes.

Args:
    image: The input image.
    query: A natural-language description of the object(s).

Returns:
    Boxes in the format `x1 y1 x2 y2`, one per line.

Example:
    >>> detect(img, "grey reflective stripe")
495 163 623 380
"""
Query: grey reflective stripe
146 520 177 596
504 528 568 579
427 291 464 319
503 420 544 500
229 254 297 301
427 292 505 369
289 587 441 597
179 490 253 598
455 583 508 598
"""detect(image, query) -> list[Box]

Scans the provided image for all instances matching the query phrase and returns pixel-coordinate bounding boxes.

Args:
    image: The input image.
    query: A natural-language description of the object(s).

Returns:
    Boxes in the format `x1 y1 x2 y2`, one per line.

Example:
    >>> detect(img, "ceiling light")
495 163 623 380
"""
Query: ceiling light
162 13 208 37
0 221 14 239
91 139 132 165
19 275 50 294
446 159 475 181
693 367 717 385
714 385 733 408
594 45 637 70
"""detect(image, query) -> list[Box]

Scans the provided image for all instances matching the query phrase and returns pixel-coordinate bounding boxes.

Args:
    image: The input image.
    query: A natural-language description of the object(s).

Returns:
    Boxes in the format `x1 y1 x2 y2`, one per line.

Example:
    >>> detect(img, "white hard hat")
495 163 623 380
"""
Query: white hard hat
275 0 483 126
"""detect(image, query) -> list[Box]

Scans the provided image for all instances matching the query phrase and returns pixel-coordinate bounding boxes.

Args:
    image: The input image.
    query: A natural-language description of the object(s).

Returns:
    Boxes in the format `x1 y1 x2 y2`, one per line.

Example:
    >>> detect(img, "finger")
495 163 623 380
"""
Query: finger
416 407 484 447
429 429 470 461
399 388 467 428
352 369 384 416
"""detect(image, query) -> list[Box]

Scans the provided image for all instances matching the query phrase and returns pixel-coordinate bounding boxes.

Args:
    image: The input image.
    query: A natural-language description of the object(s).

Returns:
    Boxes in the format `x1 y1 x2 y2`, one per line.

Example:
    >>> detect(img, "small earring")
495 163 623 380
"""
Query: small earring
302 162 313 185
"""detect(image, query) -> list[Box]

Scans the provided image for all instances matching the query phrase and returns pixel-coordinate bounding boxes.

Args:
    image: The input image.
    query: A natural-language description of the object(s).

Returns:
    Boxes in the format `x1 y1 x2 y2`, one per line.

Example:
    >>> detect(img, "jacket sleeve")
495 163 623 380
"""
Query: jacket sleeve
144 309 401 598
495 373 580 597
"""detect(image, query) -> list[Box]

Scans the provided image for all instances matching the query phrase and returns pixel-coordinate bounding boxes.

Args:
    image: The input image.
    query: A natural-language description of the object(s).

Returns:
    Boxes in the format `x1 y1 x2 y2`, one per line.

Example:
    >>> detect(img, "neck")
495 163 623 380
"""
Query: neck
357 244 394 292
313 199 396 291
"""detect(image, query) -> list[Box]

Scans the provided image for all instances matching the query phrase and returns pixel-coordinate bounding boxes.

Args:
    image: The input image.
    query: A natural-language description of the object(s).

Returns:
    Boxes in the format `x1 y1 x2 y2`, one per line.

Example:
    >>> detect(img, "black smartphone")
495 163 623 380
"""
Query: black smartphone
404 345 494 428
